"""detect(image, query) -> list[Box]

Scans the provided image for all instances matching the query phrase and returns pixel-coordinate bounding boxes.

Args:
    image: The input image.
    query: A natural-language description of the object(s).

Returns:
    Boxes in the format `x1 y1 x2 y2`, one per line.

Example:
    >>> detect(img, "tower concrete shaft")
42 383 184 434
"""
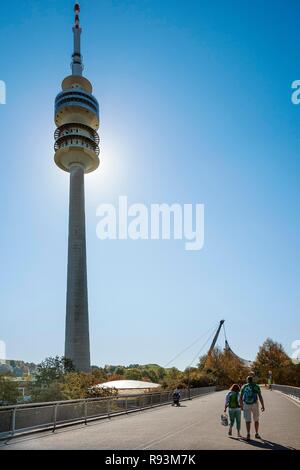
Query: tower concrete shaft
65 164 90 372
54 2 100 371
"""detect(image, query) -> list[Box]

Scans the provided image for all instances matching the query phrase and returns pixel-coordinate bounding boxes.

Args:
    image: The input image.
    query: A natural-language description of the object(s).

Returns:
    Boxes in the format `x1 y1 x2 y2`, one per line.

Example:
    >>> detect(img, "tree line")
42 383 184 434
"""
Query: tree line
0 338 299 405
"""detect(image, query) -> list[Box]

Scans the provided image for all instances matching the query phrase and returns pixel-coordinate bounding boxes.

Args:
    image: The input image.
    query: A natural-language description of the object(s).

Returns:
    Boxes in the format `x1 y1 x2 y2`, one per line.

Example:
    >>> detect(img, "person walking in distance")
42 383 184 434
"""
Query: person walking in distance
268 370 273 391
240 375 265 441
172 388 181 407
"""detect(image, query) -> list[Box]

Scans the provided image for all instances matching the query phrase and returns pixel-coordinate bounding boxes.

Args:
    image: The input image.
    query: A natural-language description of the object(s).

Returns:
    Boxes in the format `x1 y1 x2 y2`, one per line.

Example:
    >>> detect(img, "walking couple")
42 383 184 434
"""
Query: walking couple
224 375 265 441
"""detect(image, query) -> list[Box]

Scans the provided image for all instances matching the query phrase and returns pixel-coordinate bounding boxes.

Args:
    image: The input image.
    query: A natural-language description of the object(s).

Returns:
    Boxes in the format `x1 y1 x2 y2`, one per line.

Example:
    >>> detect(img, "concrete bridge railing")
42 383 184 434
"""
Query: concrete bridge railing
272 384 300 401
0 386 216 439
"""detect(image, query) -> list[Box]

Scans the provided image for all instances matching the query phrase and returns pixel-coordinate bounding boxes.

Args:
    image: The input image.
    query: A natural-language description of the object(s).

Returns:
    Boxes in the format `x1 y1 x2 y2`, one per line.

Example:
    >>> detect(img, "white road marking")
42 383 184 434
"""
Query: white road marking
275 391 300 409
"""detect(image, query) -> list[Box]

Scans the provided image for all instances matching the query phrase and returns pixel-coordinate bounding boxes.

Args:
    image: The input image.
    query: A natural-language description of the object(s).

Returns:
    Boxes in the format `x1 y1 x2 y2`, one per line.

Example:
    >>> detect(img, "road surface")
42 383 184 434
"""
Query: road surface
1 390 300 450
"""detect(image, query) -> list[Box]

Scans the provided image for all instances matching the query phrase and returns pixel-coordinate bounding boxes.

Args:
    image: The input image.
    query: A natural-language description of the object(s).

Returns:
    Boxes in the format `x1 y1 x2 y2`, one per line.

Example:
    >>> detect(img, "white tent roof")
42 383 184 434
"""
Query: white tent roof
95 380 161 390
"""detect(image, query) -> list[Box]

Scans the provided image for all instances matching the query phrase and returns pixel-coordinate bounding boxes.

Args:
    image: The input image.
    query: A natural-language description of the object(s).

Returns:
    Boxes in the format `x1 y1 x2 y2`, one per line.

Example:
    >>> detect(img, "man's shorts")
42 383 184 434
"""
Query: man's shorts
243 402 259 422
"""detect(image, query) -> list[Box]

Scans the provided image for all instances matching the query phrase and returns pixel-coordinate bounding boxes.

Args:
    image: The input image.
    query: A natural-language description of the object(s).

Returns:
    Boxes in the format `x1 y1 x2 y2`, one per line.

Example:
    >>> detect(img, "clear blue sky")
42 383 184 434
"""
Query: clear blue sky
0 0 299 369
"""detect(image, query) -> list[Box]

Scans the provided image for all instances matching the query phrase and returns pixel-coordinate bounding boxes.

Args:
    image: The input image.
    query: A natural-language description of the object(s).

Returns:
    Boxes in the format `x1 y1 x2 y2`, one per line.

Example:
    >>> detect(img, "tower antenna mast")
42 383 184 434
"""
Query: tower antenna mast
72 3 83 76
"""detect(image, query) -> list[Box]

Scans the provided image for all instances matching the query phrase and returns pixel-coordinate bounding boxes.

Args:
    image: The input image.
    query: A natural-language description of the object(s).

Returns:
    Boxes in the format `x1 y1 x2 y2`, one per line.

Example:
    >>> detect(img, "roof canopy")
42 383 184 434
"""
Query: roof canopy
95 380 161 390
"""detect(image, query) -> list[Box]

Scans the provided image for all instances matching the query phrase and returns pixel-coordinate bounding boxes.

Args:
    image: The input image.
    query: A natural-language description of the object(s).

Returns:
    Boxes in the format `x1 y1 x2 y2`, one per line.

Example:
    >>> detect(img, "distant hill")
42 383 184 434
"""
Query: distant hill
0 360 181 380
0 360 38 377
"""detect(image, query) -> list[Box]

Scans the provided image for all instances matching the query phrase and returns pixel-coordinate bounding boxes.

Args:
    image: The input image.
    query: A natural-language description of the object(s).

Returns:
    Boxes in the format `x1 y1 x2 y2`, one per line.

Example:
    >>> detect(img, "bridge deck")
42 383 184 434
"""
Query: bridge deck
1 390 300 450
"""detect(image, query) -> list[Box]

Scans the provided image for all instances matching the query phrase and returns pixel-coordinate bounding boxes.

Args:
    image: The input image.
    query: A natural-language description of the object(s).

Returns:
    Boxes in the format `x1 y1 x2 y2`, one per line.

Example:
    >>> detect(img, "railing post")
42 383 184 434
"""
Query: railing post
107 398 111 418
84 400 88 425
11 408 16 437
187 369 192 400
53 403 58 433
150 393 153 408
125 396 128 414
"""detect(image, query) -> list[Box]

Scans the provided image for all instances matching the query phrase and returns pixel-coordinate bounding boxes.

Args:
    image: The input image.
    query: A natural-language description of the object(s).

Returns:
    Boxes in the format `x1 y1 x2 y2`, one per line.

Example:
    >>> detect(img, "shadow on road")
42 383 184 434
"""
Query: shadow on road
229 437 296 450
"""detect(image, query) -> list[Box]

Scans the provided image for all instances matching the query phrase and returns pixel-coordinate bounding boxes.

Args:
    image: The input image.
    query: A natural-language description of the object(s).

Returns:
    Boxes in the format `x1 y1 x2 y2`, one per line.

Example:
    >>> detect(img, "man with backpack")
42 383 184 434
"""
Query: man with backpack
240 375 265 441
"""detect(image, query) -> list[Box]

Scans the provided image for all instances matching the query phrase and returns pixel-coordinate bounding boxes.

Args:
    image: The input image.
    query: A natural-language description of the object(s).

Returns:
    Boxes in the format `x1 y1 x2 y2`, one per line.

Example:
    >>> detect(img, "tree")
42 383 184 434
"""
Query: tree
160 367 184 389
61 372 118 399
87 385 118 398
252 338 292 382
182 367 212 388
114 366 125 376
141 368 159 383
124 368 143 380
34 356 75 387
30 380 65 403
0 376 21 405
156 366 166 380
30 356 75 402
91 367 107 383
199 348 250 387
31 370 119 402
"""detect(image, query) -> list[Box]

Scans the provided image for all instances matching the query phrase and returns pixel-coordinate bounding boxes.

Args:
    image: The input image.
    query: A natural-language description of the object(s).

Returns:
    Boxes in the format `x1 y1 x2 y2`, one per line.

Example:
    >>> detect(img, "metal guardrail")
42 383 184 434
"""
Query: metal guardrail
272 384 300 401
0 386 215 439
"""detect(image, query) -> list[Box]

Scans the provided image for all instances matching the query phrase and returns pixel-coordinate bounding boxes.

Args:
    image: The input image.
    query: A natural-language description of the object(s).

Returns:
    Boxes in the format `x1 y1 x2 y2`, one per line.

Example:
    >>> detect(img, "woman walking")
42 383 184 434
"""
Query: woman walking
224 384 242 437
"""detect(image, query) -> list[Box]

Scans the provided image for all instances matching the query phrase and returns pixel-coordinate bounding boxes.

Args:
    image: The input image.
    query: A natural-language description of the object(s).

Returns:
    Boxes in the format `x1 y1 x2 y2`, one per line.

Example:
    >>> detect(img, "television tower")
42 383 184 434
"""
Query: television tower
54 3 100 371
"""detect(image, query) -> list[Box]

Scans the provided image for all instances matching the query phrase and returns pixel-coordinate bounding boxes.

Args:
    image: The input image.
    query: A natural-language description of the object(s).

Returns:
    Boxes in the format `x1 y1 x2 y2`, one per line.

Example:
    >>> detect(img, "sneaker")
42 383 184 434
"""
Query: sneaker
237 432 242 438
228 428 232 436
246 434 251 441
255 433 261 439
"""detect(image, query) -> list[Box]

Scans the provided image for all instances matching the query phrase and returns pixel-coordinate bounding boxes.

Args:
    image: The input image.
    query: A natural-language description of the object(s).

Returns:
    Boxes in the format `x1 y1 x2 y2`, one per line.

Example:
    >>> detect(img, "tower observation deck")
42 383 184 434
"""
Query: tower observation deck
54 3 100 371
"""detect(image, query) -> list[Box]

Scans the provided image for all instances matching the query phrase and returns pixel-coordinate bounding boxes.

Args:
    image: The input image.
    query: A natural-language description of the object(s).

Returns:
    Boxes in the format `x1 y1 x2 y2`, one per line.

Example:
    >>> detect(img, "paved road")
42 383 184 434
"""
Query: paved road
1 390 300 450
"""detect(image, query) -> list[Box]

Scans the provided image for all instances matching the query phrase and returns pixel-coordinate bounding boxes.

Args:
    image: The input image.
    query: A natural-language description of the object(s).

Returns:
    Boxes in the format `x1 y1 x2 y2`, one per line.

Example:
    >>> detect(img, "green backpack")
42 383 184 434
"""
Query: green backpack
228 391 239 408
